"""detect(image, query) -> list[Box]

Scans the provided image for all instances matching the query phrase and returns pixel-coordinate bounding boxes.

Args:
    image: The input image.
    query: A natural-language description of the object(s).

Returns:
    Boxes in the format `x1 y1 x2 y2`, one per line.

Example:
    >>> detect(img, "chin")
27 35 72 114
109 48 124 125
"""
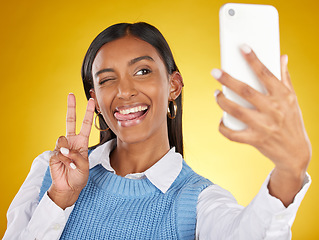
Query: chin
116 132 151 145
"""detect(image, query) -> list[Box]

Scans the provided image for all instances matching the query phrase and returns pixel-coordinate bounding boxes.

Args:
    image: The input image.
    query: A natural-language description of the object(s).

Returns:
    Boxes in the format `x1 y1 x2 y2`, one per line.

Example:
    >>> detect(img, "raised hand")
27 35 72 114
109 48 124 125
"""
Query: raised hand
212 46 311 206
48 93 95 209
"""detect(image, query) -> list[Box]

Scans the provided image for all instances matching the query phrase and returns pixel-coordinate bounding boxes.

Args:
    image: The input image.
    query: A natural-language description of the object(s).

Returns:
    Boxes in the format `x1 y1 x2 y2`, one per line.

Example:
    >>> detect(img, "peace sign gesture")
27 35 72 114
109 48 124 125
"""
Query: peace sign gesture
48 93 95 209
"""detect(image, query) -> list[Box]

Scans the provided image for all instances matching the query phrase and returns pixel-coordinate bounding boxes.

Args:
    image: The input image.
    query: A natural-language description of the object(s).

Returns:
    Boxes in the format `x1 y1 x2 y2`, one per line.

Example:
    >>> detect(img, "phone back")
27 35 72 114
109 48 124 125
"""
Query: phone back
219 3 281 130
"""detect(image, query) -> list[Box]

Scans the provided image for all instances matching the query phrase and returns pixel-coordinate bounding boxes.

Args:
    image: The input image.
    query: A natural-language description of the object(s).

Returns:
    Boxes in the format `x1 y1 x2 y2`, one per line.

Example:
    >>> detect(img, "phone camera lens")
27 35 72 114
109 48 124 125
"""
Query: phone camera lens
228 9 235 16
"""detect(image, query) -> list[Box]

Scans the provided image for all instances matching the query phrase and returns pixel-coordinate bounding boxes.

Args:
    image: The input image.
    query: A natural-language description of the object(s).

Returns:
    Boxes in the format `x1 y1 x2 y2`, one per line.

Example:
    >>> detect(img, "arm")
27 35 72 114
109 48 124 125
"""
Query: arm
196 172 311 239
3 151 74 240
4 93 95 239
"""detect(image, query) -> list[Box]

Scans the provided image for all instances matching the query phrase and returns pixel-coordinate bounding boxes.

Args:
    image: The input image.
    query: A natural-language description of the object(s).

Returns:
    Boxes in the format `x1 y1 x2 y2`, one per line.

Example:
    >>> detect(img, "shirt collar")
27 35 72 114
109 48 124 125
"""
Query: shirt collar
88 139 183 194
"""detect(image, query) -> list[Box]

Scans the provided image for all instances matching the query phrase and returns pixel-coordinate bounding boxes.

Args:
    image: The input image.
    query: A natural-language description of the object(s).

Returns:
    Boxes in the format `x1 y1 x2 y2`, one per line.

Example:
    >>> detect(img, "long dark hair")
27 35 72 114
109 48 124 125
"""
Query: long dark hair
81 22 183 157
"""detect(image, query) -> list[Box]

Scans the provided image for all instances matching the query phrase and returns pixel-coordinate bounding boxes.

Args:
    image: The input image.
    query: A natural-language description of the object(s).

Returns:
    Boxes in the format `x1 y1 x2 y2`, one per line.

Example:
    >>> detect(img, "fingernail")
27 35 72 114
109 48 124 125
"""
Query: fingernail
60 147 69 156
211 69 222 79
240 44 252 54
70 162 77 170
283 55 288 65
214 89 220 99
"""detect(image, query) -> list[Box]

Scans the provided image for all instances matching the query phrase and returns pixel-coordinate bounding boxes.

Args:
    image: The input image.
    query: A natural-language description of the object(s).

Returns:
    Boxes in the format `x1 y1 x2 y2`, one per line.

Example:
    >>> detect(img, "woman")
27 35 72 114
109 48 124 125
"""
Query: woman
4 22 311 239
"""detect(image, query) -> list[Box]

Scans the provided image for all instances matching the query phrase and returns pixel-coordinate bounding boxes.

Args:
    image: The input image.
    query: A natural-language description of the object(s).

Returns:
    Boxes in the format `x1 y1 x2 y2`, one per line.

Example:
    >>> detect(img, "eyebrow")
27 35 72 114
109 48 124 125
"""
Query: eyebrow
94 68 114 78
129 55 154 66
94 55 155 78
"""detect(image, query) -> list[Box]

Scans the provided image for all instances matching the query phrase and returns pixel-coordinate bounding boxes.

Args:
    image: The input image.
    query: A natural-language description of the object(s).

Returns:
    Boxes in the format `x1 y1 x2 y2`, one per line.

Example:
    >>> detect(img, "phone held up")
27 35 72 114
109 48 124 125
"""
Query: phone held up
219 3 281 131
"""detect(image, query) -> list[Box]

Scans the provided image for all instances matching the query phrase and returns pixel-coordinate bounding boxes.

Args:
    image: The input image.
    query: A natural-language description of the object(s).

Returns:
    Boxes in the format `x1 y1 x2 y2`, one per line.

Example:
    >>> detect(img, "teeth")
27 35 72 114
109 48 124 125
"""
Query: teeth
119 106 148 115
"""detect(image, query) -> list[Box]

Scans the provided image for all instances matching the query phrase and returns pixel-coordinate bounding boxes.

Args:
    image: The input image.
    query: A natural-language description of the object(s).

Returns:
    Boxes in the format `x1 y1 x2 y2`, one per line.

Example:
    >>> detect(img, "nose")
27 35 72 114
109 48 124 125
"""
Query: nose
116 77 138 100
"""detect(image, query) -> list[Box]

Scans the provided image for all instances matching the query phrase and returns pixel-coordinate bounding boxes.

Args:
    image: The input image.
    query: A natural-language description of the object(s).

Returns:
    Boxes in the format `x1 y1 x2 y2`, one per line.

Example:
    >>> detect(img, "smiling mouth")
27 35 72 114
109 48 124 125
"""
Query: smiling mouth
114 105 149 124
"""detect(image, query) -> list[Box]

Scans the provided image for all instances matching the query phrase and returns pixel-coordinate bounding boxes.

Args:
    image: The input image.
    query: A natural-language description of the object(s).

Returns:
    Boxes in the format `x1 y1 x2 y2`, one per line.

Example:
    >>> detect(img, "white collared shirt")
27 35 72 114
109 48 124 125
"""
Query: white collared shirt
4 139 311 240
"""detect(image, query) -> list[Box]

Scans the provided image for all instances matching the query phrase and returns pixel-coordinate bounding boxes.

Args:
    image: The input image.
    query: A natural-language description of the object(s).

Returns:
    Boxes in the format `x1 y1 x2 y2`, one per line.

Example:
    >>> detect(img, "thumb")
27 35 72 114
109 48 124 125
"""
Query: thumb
51 136 76 170
60 149 90 171
54 135 70 152
55 136 89 171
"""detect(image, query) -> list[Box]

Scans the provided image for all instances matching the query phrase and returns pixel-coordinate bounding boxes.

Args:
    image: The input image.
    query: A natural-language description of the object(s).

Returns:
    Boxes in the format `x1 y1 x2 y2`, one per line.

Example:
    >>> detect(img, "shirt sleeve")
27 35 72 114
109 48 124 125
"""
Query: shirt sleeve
3 151 74 240
196 171 311 240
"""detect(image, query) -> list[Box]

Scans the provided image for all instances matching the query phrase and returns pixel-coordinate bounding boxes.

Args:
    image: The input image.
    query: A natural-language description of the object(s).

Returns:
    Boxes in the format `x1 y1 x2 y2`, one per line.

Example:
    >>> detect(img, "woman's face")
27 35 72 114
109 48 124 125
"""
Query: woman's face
91 35 177 144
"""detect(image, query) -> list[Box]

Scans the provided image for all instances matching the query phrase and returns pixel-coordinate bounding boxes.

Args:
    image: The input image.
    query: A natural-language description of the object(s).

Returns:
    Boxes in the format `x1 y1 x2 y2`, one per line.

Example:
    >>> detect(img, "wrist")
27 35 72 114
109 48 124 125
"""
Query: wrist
268 167 306 207
275 159 308 182
272 167 305 185
48 186 81 210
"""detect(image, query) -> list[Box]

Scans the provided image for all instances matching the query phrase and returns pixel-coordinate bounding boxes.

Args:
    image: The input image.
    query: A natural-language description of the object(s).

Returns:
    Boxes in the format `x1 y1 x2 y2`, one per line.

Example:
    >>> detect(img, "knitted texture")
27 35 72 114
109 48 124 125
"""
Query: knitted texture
39 160 212 239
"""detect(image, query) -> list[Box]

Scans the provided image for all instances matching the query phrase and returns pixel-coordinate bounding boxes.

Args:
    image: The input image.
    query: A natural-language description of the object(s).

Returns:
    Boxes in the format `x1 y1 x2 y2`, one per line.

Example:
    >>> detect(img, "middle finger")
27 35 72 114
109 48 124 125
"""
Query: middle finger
212 69 270 111
241 45 282 95
66 93 76 138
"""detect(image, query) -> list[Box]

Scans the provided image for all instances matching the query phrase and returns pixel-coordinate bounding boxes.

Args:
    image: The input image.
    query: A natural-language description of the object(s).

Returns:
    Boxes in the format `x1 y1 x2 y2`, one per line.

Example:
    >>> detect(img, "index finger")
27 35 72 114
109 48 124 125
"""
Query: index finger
79 98 95 138
66 93 76 138
241 44 281 95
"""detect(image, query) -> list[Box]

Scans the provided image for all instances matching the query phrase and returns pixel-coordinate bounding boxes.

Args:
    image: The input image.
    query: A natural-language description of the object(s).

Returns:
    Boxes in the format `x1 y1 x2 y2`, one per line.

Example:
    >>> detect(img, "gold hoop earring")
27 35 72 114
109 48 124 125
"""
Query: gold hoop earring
167 100 177 119
94 112 110 131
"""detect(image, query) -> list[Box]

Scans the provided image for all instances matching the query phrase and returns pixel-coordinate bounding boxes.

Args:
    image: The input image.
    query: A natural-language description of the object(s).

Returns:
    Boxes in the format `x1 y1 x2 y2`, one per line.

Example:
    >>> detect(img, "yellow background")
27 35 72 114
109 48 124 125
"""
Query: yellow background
1 0 318 238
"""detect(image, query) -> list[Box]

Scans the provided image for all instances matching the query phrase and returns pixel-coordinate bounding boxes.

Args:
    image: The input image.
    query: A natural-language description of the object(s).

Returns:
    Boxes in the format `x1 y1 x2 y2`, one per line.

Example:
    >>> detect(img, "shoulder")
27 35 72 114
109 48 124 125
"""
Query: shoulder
170 160 213 197
31 151 52 167
179 160 213 187
24 151 52 186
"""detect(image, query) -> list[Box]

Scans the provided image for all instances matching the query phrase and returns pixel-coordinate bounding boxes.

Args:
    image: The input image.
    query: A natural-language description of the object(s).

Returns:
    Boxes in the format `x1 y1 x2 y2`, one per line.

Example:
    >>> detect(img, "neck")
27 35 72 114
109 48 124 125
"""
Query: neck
110 129 171 177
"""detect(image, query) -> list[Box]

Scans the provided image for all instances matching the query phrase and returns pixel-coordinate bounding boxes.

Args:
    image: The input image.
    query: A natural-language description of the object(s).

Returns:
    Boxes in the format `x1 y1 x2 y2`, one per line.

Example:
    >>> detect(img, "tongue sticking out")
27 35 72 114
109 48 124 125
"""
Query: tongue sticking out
114 110 146 121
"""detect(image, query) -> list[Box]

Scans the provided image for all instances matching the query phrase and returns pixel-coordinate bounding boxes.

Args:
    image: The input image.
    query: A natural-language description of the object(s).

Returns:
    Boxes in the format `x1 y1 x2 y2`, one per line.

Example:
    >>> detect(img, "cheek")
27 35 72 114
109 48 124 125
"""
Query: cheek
147 82 169 116
95 89 114 119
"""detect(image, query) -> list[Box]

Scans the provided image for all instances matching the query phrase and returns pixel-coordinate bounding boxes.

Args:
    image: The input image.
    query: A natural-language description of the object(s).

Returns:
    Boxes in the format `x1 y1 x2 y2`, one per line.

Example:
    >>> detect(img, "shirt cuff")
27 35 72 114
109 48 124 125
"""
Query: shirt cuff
26 192 74 240
251 171 311 237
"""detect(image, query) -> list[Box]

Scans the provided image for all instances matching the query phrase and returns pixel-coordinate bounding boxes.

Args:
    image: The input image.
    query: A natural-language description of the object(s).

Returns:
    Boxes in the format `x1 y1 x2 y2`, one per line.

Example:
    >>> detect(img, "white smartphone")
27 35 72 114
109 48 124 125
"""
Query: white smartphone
219 3 281 131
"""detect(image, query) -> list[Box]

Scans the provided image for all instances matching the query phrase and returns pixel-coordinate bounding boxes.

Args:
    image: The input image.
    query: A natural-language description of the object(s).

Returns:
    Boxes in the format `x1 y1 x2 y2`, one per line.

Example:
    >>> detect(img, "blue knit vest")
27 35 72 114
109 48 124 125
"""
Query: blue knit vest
39 157 212 239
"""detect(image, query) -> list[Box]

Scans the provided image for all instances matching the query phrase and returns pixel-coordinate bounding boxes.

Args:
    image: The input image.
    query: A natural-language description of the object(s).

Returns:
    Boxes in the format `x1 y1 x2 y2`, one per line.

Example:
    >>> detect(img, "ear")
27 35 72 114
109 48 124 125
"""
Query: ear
169 71 184 101
89 89 100 112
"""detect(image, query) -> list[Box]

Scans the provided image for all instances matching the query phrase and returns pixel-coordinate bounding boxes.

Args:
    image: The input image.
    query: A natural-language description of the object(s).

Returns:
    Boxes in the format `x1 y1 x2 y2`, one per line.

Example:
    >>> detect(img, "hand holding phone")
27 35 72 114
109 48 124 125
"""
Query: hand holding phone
214 3 312 207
